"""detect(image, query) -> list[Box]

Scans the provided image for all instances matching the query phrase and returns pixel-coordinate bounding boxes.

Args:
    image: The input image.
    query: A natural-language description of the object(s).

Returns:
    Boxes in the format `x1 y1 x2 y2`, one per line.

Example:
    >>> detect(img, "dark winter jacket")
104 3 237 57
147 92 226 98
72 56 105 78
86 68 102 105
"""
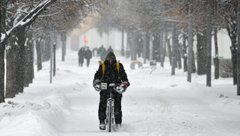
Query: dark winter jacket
78 47 85 61
94 53 129 86
85 49 92 60
98 46 106 60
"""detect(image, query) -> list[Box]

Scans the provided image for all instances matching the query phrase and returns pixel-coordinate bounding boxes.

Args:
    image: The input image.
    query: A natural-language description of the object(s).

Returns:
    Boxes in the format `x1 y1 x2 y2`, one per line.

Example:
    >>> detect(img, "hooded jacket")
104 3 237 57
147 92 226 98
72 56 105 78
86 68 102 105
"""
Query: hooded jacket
94 52 129 86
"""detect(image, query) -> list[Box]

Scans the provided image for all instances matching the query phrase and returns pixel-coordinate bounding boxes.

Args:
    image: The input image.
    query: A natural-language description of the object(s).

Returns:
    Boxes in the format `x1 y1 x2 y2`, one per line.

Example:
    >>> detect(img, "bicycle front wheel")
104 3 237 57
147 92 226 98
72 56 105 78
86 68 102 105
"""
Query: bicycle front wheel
107 100 112 132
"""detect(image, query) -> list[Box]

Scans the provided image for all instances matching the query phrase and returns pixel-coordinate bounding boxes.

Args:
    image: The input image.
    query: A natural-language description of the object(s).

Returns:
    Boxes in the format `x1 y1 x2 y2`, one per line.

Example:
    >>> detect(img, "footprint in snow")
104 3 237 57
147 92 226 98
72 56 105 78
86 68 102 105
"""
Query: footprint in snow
170 84 178 87
219 94 229 98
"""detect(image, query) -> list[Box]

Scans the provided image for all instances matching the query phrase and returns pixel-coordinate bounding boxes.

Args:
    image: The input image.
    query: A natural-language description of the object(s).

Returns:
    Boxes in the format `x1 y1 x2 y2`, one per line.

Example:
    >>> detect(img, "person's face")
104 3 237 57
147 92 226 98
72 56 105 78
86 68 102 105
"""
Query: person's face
109 59 113 64
107 54 115 64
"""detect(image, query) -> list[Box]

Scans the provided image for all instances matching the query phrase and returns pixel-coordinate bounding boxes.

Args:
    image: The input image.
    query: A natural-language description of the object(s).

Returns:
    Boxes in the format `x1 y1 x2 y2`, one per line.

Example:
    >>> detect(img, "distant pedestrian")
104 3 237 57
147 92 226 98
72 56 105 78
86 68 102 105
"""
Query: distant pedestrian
78 47 85 67
107 46 114 54
85 47 92 67
98 45 106 60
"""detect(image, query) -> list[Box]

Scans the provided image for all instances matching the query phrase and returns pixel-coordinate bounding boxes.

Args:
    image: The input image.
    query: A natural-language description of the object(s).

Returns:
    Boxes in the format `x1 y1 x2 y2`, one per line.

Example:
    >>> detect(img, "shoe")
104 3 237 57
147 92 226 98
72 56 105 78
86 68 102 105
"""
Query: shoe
116 124 121 129
99 120 106 130
99 123 106 130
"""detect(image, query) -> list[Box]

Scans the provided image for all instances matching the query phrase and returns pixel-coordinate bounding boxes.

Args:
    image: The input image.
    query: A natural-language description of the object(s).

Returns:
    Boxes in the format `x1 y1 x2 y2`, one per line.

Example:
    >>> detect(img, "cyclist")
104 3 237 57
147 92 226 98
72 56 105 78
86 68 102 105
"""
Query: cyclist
93 52 130 130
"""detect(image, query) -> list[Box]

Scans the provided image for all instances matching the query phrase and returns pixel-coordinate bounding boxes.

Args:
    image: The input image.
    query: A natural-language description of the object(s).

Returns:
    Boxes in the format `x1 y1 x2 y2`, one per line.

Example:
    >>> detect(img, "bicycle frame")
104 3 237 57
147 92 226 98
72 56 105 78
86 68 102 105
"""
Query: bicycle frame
106 83 116 132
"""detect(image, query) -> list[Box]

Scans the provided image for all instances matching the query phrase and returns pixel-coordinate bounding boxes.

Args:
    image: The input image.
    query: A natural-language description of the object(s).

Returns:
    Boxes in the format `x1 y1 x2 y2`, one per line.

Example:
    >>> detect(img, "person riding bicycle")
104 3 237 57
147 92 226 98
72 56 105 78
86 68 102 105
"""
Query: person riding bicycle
93 51 130 130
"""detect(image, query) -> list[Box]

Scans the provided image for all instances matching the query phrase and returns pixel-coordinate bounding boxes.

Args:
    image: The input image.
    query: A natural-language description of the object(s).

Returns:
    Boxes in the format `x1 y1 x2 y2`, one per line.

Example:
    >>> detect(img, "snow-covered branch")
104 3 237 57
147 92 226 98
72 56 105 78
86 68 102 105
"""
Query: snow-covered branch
0 0 57 44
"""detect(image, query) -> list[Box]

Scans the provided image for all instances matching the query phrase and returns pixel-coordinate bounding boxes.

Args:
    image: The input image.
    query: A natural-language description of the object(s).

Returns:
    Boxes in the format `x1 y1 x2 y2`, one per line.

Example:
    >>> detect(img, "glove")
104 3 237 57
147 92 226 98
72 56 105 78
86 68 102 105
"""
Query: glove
93 79 101 92
115 86 125 94
94 84 101 92
115 81 129 94
121 81 129 89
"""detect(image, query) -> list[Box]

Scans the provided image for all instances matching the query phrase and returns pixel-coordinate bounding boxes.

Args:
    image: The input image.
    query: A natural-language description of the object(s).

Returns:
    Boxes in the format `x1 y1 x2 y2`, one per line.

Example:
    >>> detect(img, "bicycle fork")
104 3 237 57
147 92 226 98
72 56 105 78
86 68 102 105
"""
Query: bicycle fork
106 98 115 132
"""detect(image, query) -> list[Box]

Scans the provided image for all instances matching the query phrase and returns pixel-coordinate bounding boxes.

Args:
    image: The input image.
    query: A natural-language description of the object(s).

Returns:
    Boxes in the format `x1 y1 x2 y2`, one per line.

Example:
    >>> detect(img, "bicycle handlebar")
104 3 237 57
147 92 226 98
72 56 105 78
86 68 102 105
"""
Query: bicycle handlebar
109 83 116 87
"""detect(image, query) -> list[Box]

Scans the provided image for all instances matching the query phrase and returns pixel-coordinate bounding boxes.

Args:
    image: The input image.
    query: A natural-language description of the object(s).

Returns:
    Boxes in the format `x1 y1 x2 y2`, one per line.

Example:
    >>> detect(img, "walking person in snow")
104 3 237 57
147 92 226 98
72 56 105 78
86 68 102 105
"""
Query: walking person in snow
106 46 114 55
93 52 130 130
84 47 92 67
98 45 106 60
78 47 85 67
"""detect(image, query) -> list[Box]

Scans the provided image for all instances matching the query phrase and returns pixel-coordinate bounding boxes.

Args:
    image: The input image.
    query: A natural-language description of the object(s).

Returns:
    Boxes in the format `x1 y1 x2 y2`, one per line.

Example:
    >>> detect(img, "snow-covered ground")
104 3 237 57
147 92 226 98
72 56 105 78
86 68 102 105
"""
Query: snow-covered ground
0 50 240 136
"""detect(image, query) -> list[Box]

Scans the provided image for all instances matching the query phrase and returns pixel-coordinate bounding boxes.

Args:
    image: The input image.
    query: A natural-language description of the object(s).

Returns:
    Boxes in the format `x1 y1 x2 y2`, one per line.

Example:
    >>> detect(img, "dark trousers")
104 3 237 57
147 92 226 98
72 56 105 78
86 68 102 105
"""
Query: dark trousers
79 58 84 67
98 91 122 124
86 59 90 67
79 62 83 67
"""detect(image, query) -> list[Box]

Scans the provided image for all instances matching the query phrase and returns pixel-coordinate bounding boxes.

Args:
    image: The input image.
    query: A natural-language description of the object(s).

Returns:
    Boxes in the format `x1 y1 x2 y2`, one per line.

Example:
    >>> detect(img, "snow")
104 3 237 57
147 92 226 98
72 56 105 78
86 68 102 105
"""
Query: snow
0 50 240 136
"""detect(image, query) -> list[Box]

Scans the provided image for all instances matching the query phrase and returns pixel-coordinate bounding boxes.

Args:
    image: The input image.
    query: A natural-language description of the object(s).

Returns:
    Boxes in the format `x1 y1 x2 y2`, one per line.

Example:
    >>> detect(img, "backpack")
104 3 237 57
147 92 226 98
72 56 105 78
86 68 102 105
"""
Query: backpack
100 61 120 80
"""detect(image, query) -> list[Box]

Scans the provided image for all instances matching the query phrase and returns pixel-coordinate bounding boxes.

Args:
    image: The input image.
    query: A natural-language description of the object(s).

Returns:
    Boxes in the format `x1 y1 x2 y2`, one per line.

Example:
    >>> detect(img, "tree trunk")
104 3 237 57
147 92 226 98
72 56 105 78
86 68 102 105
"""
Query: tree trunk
132 32 137 60
183 32 188 72
36 39 43 71
53 43 56 76
161 29 167 67
16 27 26 93
187 1 193 82
24 37 34 87
196 31 207 75
152 34 159 62
172 24 177 75
146 34 150 60
225 12 237 85
167 38 172 66
214 29 219 79
231 45 237 85
0 0 5 102
126 32 130 59
136 34 143 58
61 33 67 62
6 36 19 98
43 36 51 62
237 0 240 95
206 2 212 87
0 45 4 102
149 33 153 62
30 39 34 82
159 31 164 67
143 32 147 64
176 35 182 69
50 43 53 84
129 31 134 60
192 50 197 73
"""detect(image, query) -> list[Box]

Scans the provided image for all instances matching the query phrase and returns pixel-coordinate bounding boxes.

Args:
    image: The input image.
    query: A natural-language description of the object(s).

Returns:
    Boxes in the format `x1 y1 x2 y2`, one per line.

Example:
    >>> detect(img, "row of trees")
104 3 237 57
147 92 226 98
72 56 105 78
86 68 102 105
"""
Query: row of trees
1 0 239 104
0 0 105 103
96 0 240 95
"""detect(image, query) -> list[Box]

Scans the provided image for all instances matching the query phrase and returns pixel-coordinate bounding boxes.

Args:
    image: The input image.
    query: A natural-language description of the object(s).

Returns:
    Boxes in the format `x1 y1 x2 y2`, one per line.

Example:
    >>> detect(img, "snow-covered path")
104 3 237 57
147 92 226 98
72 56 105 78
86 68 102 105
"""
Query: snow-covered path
0 51 240 136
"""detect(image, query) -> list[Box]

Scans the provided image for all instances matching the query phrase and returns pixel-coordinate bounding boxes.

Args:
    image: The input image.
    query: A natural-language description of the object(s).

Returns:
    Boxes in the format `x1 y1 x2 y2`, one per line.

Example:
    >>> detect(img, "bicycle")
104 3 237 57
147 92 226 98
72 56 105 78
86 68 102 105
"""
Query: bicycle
97 82 123 132
105 83 116 132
